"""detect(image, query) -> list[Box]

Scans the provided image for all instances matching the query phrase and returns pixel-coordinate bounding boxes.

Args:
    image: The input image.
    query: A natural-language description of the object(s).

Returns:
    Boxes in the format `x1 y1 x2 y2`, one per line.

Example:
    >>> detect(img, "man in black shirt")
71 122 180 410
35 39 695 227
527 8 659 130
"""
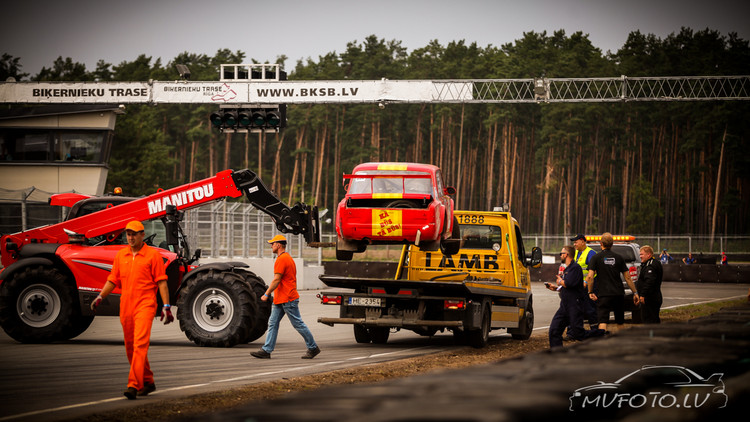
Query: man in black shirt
637 245 663 323
585 232 639 331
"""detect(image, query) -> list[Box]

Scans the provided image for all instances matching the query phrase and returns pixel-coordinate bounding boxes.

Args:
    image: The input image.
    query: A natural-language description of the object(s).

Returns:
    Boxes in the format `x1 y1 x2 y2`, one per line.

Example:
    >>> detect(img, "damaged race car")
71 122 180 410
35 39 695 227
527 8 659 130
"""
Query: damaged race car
335 162 460 260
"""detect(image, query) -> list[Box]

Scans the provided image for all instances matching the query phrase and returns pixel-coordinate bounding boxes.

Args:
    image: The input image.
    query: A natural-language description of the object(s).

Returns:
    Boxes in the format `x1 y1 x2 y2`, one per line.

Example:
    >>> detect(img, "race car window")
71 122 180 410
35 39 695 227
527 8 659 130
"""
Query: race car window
435 170 445 196
348 171 432 195
373 177 403 194
348 177 372 194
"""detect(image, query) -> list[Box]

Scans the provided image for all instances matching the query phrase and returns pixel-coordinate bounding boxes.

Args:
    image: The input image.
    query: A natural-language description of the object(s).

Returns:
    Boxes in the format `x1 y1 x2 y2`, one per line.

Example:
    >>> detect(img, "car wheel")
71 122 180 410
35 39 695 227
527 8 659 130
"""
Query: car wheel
440 216 461 255
335 237 354 261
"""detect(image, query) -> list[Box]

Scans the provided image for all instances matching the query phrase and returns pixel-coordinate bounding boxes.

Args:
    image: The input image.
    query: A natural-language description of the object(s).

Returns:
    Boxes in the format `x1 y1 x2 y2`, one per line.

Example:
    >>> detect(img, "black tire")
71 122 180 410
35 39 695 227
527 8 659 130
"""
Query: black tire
509 300 534 340
0 266 83 343
63 315 95 340
467 303 491 348
452 328 467 345
241 271 271 343
386 200 417 209
440 216 461 256
336 237 354 261
413 326 438 337
353 324 371 343
369 327 390 344
177 271 255 347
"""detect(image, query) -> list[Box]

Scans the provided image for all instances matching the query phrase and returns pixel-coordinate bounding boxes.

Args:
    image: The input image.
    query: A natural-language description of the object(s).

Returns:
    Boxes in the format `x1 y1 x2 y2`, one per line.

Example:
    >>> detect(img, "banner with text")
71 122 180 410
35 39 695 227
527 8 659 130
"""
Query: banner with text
1 80 473 104
0 82 150 103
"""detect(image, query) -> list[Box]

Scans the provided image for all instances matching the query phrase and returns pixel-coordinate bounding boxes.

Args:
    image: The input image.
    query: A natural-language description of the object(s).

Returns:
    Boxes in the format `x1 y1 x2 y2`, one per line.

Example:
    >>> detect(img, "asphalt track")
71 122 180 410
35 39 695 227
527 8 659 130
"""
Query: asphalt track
0 282 747 421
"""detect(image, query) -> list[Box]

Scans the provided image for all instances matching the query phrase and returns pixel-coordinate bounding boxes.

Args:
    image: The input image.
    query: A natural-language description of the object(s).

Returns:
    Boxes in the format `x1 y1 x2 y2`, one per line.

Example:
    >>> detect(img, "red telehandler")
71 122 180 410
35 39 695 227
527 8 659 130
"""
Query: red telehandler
0 169 320 347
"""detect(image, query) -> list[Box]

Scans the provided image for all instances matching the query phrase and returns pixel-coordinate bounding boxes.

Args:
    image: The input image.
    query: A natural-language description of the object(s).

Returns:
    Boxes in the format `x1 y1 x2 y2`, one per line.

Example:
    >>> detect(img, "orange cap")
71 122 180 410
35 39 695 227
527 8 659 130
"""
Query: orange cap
125 220 145 232
267 234 287 244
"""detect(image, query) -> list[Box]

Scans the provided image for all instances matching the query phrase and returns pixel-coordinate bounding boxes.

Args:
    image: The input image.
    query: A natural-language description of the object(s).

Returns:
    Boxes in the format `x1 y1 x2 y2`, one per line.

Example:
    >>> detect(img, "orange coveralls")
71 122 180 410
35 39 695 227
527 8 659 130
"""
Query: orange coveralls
107 244 167 390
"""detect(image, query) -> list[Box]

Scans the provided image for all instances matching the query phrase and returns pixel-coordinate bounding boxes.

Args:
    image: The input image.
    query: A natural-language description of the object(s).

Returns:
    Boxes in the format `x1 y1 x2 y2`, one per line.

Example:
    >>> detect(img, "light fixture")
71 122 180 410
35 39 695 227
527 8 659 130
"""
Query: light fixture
176 64 191 80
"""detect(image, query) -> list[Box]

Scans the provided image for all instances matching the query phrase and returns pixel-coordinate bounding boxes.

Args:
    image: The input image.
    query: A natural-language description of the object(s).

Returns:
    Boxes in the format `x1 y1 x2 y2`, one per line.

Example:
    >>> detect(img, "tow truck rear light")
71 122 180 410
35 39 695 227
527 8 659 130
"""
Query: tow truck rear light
444 300 465 310
371 288 387 294
318 294 342 305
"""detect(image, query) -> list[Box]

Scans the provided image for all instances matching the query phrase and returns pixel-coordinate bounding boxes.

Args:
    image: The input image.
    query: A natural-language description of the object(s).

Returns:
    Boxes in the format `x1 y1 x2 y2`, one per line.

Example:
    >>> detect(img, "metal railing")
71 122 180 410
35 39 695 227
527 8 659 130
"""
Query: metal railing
184 202 749 263
183 201 336 264
525 235 750 256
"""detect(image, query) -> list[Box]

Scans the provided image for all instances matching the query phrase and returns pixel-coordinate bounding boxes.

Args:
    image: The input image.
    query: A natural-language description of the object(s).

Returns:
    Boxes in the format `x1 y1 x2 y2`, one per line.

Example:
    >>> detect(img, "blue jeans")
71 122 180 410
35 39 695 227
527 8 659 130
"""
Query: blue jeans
261 299 317 353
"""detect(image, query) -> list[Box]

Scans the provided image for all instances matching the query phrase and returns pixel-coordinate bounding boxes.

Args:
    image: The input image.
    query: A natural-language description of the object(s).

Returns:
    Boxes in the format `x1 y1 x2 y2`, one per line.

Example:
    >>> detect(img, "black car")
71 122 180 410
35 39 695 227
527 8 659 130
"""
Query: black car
570 365 727 412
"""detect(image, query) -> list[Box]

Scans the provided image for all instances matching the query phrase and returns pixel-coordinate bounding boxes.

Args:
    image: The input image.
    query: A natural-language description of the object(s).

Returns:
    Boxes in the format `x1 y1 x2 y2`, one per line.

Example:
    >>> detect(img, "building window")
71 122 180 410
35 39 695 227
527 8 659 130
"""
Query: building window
55 132 104 162
0 129 110 164
3 132 51 161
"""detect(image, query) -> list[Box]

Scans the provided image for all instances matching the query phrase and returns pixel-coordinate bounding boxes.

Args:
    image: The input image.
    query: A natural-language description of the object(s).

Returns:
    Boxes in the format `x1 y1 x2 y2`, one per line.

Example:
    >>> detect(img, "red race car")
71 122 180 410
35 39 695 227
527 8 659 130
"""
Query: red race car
335 162 460 260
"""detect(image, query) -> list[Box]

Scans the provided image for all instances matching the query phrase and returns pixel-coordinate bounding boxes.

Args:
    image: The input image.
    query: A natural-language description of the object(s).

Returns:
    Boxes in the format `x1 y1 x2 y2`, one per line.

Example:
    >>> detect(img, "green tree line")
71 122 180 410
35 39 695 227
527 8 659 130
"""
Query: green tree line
2 28 749 236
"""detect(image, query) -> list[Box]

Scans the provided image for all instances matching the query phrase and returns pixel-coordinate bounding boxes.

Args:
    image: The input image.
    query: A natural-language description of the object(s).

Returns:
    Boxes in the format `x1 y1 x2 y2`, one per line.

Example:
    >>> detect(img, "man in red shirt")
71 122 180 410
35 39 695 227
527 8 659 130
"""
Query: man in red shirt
90 220 174 399
251 234 320 359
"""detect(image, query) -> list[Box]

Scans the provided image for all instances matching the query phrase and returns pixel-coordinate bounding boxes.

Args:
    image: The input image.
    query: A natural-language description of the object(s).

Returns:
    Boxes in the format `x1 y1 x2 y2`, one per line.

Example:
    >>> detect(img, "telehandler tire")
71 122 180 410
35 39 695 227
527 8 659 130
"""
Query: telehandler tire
177 271 255 347
0 266 85 343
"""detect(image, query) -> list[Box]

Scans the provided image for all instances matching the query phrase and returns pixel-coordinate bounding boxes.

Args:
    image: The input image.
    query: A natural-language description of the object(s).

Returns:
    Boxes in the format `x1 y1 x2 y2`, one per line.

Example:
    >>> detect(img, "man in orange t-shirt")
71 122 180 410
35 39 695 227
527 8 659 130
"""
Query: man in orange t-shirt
90 220 174 400
251 234 320 359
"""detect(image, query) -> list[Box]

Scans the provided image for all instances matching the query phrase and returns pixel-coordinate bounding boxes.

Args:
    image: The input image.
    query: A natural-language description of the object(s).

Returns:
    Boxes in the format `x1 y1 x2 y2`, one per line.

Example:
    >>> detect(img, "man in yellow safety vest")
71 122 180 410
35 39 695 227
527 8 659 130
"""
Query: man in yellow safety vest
570 234 598 328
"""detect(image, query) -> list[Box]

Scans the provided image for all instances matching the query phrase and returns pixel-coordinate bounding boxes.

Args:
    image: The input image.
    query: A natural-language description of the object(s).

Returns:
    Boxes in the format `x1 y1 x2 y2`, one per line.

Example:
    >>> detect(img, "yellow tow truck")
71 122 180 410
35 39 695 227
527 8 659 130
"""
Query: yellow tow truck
318 210 542 348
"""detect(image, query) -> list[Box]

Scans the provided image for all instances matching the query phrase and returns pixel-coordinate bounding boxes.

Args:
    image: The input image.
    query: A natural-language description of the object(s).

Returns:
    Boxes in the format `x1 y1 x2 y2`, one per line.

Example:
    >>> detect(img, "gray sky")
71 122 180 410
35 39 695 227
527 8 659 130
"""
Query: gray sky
3 0 749 77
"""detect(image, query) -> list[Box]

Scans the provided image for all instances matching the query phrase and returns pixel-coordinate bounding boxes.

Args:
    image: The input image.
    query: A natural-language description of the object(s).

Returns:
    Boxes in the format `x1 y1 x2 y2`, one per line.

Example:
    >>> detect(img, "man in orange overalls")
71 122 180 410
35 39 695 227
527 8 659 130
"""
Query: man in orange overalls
91 220 174 399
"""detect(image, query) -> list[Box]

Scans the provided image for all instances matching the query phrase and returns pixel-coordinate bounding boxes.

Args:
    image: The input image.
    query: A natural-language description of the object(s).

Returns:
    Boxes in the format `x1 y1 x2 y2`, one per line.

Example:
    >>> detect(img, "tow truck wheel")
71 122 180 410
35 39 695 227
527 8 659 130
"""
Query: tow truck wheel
353 324 371 343
0 266 81 343
177 271 254 347
369 327 390 344
509 301 534 340
467 303 491 348
241 271 270 343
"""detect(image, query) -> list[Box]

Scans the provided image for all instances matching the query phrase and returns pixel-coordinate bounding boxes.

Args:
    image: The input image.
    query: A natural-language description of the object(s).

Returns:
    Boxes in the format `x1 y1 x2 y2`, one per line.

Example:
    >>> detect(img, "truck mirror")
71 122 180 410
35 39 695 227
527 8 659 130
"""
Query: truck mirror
528 246 543 268
444 186 456 196
492 243 501 253
188 248 202 265
165 218 178 246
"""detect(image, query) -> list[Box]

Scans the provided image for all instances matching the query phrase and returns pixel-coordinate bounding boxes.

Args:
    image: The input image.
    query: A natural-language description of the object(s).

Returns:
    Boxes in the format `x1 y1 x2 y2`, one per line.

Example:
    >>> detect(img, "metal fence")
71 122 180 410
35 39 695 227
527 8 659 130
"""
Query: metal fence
185 202 750 262
524 235 750 256
183 202 336 264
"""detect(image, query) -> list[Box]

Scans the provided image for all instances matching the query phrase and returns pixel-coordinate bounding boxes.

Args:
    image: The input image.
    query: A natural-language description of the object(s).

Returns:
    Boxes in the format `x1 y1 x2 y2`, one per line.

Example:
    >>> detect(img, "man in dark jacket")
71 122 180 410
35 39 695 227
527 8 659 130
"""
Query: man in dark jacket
637 245 663 323
586 232 639 331
547 245 587 348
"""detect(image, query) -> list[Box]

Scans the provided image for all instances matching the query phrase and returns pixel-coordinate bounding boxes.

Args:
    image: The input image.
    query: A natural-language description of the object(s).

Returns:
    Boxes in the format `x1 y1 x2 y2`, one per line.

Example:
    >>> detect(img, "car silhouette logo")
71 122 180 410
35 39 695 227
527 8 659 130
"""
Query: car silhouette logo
569 365 727 412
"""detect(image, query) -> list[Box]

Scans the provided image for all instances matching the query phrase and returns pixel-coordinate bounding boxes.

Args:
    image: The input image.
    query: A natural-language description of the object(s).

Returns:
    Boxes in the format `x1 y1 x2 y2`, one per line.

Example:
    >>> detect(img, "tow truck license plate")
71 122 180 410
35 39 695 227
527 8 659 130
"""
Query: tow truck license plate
348 297 382 307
